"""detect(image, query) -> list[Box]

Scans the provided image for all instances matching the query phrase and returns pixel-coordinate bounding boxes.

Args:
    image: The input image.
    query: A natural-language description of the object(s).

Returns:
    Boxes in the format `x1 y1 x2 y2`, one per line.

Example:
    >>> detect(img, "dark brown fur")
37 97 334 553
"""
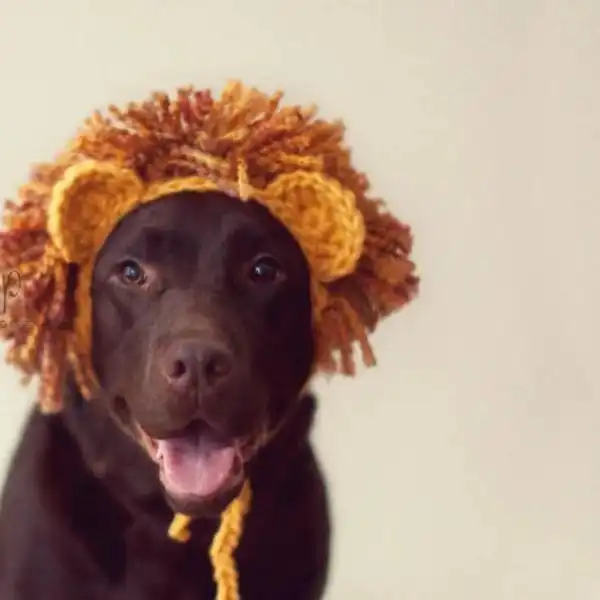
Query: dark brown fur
0 191 330 599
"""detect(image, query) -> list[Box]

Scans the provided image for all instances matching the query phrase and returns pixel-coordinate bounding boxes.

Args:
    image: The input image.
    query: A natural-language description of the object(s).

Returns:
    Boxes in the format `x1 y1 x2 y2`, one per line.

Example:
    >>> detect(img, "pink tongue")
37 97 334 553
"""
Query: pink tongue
156 433 236 498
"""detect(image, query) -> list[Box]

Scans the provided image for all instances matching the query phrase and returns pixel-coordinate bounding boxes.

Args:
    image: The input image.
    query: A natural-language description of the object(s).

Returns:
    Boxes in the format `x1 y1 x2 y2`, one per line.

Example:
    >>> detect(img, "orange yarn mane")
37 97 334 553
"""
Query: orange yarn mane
0 81 418 412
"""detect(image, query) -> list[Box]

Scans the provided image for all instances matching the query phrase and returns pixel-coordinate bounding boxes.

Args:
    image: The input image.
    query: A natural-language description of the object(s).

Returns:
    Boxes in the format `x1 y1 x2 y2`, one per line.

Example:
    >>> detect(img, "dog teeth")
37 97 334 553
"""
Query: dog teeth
155 442 164 461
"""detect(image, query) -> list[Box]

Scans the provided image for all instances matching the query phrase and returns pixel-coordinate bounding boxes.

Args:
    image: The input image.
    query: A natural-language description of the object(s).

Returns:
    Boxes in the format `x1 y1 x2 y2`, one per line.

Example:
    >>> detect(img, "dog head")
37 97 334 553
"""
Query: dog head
0 85 419 523
90 190 315 516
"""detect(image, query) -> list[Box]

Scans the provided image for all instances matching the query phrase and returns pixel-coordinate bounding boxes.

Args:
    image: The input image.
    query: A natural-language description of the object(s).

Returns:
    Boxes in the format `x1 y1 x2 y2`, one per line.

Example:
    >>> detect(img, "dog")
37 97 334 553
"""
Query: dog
0 190 330 599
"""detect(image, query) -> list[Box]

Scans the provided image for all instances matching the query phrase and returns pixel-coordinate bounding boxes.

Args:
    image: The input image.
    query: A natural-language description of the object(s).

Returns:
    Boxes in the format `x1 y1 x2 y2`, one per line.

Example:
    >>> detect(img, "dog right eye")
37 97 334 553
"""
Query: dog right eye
117 260 147 286
247 254 285 285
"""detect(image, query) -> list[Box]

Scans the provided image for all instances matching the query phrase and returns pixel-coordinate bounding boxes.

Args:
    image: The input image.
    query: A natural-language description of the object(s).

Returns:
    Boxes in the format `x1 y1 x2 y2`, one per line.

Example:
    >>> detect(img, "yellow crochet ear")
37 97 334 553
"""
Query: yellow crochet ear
48 160 144 264
261 171 365 282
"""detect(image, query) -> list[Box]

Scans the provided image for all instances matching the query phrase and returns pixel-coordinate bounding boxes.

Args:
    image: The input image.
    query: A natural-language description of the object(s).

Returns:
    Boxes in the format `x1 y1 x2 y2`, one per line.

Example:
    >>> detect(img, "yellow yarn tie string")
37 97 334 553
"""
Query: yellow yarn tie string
168 479 252 600
168 512 192 543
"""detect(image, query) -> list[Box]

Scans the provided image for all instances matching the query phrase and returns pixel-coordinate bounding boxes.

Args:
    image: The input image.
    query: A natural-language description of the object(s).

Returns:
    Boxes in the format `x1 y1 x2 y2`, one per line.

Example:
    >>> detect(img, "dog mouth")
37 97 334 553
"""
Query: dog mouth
138 420 246 513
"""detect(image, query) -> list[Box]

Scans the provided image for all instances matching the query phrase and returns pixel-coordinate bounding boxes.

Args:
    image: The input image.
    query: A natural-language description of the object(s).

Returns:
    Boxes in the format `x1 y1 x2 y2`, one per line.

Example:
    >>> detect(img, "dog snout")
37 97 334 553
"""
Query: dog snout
161 338 233 394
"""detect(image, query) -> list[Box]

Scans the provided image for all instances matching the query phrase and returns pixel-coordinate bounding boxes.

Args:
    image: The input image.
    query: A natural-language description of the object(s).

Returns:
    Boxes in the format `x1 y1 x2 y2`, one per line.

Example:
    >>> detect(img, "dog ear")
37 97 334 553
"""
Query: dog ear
48 160 144 264
262 171 365 282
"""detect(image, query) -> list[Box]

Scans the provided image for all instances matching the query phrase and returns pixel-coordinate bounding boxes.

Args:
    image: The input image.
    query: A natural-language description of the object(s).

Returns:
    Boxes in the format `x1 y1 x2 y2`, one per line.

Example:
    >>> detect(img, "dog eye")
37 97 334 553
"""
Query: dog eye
248 255 285 284
117 260 147 286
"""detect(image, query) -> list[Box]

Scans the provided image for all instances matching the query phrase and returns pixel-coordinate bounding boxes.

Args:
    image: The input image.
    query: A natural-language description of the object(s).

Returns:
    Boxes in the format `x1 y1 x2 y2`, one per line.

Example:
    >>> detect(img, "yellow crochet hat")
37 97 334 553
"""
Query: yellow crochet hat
0 81 418 600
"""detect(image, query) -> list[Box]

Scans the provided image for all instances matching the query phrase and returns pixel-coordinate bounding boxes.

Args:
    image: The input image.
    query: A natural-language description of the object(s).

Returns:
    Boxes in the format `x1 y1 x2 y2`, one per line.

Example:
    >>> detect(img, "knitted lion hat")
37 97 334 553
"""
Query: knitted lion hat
0 81 418 599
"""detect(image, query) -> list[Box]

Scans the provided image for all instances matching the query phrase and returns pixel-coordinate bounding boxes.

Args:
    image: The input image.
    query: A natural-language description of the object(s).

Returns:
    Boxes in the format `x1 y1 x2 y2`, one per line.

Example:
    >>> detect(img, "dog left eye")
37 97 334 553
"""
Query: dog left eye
118 260 147 286
248 255 285 285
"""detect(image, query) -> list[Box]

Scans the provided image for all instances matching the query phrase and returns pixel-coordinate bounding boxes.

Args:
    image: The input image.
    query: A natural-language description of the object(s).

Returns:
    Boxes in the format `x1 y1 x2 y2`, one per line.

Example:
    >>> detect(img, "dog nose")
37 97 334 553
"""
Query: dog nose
161 339 233 393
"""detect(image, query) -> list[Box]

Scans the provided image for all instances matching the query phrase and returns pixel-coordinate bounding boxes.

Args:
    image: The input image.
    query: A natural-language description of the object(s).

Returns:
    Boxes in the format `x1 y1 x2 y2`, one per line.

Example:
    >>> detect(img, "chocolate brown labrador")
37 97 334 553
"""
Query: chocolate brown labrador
0 191 330 599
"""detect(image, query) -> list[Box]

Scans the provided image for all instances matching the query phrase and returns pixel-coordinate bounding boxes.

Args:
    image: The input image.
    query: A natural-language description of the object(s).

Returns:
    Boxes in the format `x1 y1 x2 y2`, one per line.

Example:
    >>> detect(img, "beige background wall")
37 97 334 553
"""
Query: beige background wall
0 1 598 598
